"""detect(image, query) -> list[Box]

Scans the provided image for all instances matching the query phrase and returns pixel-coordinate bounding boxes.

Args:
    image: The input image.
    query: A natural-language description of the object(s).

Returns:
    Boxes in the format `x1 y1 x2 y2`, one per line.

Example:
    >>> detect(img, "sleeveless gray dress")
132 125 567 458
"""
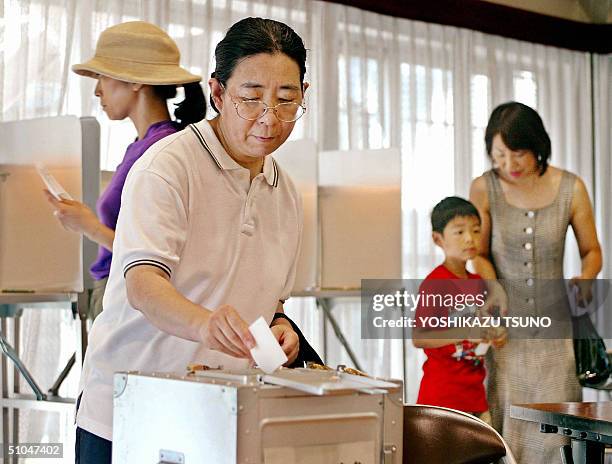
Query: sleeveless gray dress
484 169 582 463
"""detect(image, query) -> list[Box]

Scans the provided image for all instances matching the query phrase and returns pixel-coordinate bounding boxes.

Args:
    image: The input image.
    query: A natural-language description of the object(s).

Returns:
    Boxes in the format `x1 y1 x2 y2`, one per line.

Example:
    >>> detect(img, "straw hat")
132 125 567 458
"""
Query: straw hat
72 21 201 85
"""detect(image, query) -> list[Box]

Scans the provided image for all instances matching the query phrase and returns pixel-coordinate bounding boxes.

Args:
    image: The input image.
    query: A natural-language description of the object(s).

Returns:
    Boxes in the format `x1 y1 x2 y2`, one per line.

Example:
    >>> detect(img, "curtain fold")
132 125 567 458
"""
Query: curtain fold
582 53 611 403
1 0 609 453
593 53 611 283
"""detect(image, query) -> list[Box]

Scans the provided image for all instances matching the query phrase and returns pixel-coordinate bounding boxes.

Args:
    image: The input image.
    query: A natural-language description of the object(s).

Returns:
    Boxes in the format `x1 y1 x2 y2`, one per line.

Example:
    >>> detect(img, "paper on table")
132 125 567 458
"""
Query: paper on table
249 316 288 374
36 164 73 200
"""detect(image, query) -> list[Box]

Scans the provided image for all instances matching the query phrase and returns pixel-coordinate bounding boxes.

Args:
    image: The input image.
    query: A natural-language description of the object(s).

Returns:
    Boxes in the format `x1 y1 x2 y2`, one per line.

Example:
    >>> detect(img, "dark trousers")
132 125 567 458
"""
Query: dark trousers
75 394 112 463
75 427 112 464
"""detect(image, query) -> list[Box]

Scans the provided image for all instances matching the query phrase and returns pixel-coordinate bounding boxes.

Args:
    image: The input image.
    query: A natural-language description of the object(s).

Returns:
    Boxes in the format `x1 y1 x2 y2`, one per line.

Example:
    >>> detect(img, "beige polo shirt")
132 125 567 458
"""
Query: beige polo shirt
76 119 302 440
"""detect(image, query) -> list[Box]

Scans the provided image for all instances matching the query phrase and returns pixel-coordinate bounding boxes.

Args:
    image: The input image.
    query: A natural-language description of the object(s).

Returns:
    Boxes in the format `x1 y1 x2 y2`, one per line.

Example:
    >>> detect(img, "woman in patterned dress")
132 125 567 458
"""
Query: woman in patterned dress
469 101 602 463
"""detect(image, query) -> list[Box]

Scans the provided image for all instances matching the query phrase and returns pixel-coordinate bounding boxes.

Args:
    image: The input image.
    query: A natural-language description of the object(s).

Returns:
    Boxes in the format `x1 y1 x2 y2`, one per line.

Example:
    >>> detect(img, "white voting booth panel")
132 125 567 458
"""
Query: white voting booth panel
0 116 88 292
273 143 402 291
319 148 402 289
272 139 318 292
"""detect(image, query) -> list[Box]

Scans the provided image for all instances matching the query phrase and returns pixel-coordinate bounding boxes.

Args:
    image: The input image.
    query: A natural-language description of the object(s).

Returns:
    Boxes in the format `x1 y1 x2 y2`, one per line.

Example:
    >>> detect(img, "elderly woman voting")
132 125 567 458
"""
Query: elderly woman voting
75 18 309 464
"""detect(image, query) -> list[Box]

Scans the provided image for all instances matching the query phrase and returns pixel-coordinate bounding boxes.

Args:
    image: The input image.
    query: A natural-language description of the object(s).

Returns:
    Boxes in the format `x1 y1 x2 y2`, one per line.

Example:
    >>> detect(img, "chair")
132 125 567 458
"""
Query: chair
403 404 517 464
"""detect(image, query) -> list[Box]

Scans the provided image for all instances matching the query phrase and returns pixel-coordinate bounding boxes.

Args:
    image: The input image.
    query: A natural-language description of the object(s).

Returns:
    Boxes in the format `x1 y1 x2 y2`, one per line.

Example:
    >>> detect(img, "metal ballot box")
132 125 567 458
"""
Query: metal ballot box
113 367 403 464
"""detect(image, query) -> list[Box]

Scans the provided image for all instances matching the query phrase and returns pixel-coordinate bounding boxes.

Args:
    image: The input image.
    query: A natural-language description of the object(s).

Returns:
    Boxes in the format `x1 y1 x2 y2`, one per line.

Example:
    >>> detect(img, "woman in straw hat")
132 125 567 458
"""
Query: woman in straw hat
74 17 319 463
45 21 205 321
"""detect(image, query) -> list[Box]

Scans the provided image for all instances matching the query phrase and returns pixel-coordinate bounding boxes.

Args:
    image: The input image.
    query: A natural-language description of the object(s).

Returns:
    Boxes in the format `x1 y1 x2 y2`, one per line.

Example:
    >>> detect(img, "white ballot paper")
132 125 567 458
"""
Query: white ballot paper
474 342 490 356
249 316 288 374
36 164 73 200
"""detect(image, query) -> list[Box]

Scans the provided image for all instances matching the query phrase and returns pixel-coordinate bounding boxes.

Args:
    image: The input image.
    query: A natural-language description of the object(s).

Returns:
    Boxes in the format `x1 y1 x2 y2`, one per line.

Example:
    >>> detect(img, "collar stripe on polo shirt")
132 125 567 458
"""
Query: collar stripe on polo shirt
123 259 172 278
189 122 279 188
272 158 279 187
189 123 222 169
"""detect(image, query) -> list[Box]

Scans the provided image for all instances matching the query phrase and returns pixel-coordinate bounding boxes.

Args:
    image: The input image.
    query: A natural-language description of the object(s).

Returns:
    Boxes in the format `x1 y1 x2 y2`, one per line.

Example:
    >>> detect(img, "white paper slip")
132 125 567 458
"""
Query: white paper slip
36 164 73 200
474 342 490 357
249 316 288 374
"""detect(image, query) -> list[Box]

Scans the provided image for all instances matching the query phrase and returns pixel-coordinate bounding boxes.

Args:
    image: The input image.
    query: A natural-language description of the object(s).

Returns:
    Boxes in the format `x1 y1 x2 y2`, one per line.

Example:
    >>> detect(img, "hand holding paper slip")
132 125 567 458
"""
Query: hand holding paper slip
36 164 73 200
249 316 288 374
474 342 490 356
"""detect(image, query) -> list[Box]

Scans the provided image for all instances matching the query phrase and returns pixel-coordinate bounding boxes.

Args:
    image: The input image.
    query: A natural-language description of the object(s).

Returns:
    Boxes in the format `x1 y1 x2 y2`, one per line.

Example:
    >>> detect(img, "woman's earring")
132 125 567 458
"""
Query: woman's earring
537 154 542 162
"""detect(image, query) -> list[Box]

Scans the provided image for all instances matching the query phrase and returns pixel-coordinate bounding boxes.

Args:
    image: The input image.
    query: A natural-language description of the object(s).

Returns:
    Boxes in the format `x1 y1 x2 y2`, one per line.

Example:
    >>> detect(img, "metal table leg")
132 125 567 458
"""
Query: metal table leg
322 307 328 363
48 353 76 397
2 316 9 462
12 314 20 464
560 444 572 463
49 296 89 397
402 307 409 402
317 298 363 371
570 438 604 464
0 333 46 400
0 293 81 462
75 296 89 362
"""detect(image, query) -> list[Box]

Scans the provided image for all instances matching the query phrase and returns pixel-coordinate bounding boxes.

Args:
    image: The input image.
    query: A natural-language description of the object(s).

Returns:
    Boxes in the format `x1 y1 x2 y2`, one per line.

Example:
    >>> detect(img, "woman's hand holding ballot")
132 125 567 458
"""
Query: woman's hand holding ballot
126 264 298 361
126 265 259 359
199 304 256 359
270 320 300 366
43 189 114 251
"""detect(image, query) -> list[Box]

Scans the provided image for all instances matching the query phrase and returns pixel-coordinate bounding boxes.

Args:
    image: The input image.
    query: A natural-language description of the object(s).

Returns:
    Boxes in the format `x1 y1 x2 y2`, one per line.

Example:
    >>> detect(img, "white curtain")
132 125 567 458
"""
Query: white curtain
594 54 612 286
584 53 612 404
285 3 599 404
1 0 610 455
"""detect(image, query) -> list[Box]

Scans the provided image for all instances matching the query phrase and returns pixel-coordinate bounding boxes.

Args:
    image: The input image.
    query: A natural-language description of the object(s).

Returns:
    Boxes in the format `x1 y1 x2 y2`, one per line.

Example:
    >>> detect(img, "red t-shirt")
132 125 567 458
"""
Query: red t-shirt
415 264 488 412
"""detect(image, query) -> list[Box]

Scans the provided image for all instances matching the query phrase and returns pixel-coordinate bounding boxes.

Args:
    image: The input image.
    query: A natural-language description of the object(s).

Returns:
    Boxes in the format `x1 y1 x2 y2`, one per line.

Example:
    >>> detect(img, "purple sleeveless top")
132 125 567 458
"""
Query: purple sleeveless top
90 120 179 280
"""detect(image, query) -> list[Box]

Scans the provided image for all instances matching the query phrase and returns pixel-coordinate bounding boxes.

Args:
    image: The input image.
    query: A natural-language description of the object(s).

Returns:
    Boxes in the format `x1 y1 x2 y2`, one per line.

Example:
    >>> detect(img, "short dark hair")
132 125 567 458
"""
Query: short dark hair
431 196 481 234
485 101 551 175
210 17 307 113
154 82 206 129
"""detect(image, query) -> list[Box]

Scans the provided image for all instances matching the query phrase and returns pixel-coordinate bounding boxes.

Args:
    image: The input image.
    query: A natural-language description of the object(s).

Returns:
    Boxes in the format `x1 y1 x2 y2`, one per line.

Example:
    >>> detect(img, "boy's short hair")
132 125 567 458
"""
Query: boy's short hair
431 196 481 233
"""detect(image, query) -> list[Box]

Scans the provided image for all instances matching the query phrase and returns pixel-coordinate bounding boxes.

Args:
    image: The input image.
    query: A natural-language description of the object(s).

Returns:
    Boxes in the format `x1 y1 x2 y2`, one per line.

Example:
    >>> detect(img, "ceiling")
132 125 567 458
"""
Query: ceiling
481 0 612 23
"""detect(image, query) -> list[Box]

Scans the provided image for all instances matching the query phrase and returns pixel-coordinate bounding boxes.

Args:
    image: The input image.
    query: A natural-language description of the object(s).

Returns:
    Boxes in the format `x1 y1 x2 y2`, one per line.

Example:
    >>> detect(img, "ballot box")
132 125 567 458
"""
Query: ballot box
113 367 403 464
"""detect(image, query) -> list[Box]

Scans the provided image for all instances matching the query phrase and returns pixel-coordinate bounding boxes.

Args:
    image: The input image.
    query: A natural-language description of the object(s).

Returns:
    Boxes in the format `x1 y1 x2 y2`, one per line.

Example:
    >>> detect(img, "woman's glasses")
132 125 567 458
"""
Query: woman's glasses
231 99 306 122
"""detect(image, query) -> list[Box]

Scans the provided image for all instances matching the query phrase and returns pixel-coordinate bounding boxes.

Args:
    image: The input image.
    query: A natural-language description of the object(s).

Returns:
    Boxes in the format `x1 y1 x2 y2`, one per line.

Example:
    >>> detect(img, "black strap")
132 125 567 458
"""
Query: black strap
272 313 324 368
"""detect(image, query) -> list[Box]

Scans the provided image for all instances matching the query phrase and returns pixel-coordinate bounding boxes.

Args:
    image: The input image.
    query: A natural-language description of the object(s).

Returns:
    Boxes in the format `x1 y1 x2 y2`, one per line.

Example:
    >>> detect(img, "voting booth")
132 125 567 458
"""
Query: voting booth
318 148 402 289
0 116 100 293
274 142 402 291
274 143 402 373
0 116 100 460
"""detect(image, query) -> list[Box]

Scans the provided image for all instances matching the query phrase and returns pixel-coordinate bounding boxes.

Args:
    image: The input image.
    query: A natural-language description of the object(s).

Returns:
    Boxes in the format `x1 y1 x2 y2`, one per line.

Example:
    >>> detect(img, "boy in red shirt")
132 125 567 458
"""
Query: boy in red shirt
413 196 504 424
